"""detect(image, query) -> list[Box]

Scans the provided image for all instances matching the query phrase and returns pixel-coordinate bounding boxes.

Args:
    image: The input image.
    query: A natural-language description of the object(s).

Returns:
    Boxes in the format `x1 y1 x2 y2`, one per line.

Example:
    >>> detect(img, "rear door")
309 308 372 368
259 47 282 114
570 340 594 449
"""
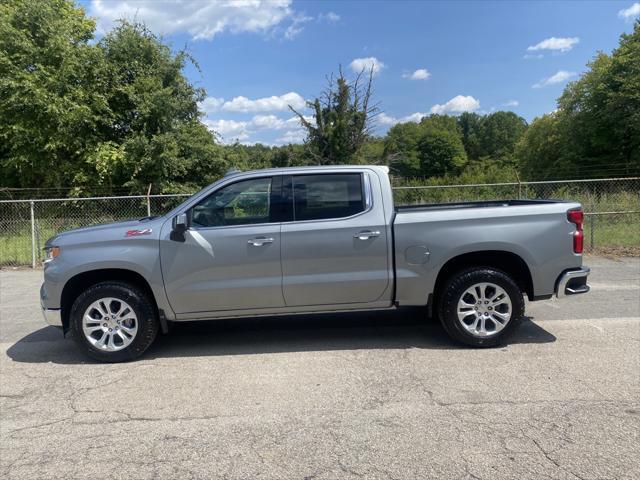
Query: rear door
281 172 391 306
160 175 287 314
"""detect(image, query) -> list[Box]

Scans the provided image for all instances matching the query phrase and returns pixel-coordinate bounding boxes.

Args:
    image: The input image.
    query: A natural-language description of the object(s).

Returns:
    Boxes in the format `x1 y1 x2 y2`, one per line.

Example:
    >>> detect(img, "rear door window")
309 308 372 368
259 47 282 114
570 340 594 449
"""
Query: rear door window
292 173 365 221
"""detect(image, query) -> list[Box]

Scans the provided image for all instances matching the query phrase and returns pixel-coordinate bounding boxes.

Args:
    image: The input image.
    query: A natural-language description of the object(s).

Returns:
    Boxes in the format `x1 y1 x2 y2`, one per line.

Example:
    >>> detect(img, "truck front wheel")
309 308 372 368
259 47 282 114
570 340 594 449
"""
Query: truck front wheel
437 267 524 347
69 282 159 362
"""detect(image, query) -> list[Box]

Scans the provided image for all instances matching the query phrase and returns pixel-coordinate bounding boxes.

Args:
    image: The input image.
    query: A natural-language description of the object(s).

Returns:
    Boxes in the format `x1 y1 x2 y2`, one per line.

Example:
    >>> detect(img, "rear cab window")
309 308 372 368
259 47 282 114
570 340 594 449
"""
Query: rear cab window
291 173 366 221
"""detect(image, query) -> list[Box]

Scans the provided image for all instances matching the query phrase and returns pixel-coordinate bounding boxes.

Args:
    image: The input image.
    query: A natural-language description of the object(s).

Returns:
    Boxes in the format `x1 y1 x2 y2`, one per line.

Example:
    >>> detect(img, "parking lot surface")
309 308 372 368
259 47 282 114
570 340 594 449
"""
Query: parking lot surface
1 255 639 480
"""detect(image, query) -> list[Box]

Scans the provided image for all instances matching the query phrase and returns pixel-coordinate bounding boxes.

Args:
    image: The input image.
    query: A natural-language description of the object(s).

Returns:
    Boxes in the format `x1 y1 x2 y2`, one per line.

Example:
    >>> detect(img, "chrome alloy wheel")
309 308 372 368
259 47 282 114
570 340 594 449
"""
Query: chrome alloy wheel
82 298 138 351
456 282 512 337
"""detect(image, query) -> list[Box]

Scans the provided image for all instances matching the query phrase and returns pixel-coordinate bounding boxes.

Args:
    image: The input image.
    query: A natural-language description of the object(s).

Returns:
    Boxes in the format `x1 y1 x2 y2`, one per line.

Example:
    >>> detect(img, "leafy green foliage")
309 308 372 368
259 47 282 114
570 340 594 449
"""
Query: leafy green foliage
0 0 104 188
385 115 467 177
456 112 527 162
417 128 467 177
0 1 226 194
383 121 424 176
1 1 637 197
476 111 528 162
517 21 640 179
457 113 483 160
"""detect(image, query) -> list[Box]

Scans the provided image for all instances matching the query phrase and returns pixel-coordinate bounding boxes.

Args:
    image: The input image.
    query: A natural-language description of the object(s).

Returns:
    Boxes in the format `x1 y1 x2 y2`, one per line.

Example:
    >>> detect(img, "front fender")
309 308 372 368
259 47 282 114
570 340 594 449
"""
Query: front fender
43 237 175 320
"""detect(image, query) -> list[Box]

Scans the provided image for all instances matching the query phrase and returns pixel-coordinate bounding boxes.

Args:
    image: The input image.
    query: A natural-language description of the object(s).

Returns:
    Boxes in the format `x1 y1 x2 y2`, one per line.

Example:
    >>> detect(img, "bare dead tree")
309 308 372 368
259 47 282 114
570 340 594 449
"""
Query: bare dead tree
289 65 379 164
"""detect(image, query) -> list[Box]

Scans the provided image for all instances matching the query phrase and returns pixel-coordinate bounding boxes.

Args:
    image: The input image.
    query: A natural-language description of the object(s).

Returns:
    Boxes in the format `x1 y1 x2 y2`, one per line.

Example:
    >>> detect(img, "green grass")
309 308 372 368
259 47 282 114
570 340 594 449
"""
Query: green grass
586 214 640 248
1 219 120 267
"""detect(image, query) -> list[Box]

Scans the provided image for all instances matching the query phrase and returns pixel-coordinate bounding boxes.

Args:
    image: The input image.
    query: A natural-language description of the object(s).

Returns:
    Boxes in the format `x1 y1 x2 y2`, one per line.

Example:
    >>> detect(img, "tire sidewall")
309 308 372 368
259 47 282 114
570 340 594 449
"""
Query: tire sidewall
438 268 524 347
70 282 158 362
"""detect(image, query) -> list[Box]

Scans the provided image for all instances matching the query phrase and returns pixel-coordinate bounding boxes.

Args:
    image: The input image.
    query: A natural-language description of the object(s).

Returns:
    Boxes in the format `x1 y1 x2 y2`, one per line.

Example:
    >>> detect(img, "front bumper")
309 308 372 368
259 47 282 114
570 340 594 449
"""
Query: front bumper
41 303 63 327
41 283 62 327
556 267 590 298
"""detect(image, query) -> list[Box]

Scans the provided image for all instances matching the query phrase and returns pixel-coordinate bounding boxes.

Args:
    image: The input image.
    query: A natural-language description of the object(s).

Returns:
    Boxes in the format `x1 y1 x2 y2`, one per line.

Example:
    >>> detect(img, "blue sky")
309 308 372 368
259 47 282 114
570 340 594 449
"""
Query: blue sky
79 1 640 145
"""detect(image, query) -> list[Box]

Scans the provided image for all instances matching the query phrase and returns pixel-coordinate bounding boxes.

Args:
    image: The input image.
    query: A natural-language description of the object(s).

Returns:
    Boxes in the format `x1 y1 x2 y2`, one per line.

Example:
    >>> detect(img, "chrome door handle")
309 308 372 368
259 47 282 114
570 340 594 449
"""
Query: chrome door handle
354 230 380 240
248 237 274 246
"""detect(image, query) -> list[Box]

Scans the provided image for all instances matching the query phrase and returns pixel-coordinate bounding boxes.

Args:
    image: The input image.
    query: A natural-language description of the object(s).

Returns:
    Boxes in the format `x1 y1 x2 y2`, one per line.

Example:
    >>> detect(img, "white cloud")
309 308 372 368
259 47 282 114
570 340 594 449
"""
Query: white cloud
284 13 312 40
319 12 341 23
198 97 224 115
276 130 307 144
249 114 309 130
430 95 480 115
532 70 576 88
204 119 250 142
378 112 427 126
90 0 294 40
378 113 398 126
221 92 306 113
250 114 286 130
401 112 427 123
349 57 386 76
200 93 307 115
403 68 431 81
502 100 519 107
619 3 640 20
203 114 313 144
527 37 579 53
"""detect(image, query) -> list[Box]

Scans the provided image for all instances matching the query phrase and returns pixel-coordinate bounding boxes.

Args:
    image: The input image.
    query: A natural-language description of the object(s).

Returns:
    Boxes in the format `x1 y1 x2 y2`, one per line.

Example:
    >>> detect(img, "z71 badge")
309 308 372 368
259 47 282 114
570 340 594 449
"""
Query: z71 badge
125 229 152 237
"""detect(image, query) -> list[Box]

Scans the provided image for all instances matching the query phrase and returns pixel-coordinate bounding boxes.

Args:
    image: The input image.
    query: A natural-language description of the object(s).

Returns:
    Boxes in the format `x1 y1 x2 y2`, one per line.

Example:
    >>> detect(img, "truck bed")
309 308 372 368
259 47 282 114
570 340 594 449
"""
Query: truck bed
395 199 564 213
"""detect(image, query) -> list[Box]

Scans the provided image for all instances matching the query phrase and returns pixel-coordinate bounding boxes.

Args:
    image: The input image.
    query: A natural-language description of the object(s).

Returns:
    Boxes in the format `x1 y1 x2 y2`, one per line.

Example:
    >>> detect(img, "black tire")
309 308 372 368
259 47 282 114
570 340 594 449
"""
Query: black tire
70 282 159 362
437 267 524 347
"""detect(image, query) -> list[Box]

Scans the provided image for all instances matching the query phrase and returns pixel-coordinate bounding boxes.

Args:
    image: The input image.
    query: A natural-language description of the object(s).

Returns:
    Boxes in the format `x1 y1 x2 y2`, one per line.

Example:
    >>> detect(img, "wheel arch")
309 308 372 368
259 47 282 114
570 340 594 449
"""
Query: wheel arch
60 269 160 332
433 250 534 304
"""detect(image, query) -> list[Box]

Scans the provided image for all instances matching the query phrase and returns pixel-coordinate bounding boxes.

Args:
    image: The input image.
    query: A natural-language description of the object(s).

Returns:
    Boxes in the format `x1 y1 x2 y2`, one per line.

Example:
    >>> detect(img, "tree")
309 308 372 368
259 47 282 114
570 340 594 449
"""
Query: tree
518 20 640 179
94 21 226 192
477 111 527 162
384 114 467 177
456 111 527 162
457 112 483 160
417 128 467 177
383 121 424 176
515 113 572 180
269 144 309 168
0 0 226 193
290 67 378 164
0 0 105 188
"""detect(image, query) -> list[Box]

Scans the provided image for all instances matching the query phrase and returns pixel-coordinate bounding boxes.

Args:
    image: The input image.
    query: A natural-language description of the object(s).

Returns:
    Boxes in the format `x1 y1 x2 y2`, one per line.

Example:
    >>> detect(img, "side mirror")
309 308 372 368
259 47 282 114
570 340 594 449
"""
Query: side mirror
170 213 188 242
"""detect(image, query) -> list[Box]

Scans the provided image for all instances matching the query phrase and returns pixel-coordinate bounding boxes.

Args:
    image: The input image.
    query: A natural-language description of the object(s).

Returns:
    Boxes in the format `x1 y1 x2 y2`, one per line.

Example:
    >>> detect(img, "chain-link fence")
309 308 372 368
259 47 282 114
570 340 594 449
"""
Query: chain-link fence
0 194 190 268
392 177 640 256
1 178 638 267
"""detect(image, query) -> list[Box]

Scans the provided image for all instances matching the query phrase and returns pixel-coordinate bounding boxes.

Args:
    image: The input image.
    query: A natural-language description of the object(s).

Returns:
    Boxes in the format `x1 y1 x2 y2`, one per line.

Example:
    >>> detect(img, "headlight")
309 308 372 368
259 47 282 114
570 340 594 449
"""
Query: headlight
44 246 61 262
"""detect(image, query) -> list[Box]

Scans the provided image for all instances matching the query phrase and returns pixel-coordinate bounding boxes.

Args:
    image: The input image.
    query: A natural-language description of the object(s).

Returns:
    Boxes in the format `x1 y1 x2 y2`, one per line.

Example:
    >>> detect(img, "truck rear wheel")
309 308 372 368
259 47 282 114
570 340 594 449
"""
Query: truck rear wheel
437 267 524 347
69 282 159 362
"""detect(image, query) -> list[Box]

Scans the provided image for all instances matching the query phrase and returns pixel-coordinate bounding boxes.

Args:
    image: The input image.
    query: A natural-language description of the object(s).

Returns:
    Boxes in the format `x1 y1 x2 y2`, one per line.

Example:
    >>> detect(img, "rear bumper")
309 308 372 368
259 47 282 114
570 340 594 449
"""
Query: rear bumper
555 267 590 298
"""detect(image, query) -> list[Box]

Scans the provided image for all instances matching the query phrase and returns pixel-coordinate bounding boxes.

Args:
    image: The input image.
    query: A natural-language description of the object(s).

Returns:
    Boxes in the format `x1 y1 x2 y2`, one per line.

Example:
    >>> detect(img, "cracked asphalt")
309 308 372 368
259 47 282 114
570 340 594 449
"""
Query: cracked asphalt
1 255 639 480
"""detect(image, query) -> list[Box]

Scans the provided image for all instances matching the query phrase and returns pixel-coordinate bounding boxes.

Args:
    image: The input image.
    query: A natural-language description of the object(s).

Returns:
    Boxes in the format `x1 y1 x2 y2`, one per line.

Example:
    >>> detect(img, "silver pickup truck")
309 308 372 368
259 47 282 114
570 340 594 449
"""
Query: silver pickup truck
41 166 590 361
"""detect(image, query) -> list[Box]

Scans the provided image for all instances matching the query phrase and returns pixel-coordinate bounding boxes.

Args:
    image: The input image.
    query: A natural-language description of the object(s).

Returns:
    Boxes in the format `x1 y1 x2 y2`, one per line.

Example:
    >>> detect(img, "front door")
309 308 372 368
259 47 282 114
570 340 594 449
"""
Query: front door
160 176 285 314
281 172 391 306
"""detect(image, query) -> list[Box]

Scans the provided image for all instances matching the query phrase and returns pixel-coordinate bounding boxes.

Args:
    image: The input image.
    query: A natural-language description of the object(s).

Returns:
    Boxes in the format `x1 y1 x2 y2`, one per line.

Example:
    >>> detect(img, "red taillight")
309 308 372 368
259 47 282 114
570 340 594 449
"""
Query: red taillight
567 208 584 254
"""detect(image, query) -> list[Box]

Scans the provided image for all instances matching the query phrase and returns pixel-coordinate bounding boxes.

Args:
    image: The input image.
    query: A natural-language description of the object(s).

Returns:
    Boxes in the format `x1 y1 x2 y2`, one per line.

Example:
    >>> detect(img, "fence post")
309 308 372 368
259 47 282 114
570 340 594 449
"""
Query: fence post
514 169 522 199
146 184 152 217
30 200 36 269
590 197 595 251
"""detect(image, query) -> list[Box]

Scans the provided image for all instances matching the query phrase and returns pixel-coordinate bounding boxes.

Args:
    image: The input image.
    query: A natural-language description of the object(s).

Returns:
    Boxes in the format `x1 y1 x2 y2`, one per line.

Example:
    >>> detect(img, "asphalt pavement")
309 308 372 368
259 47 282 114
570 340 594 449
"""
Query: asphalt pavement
1 255 638 479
